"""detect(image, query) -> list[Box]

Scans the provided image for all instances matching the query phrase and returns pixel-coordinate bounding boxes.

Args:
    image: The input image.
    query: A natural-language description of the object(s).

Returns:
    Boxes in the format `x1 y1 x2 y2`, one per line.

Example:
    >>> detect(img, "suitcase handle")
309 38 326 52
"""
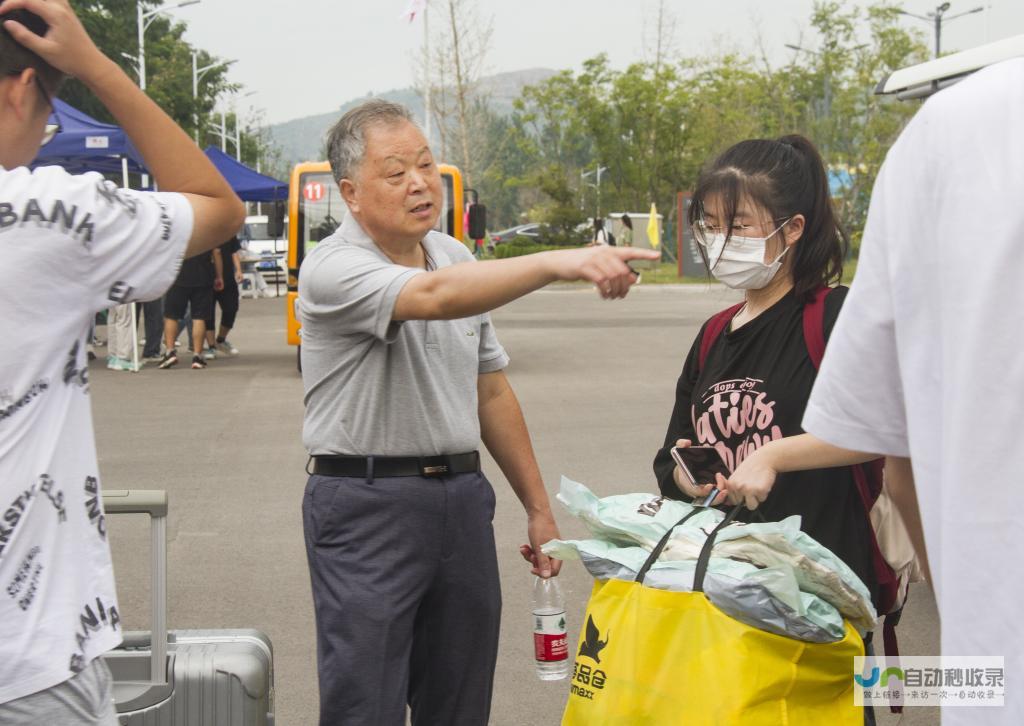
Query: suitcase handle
103 489 168 685
103 489 168 517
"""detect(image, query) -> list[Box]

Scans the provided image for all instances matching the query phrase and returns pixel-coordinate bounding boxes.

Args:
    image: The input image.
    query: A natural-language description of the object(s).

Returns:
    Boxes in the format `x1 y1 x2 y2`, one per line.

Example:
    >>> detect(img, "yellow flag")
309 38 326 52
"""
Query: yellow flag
647 203 660 249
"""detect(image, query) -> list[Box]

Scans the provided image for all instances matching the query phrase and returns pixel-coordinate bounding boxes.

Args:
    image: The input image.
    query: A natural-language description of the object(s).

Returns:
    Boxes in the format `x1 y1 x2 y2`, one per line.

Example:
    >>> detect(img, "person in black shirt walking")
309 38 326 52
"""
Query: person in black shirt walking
652 135 879 609
203 236 243 357
159 249 222 369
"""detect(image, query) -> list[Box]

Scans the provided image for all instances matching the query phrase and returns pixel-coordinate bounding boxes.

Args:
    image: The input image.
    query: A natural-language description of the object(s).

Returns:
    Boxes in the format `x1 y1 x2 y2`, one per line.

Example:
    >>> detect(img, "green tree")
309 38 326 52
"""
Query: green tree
818 1 928 247
526 164 587 245
61 0 283 177
488 0 927 252
64 1 234 142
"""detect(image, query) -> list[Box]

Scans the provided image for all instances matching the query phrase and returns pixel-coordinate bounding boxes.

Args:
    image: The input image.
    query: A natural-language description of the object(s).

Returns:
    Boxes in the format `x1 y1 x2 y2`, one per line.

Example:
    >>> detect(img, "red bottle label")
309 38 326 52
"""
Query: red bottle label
533 611 568 662
534 632 569 662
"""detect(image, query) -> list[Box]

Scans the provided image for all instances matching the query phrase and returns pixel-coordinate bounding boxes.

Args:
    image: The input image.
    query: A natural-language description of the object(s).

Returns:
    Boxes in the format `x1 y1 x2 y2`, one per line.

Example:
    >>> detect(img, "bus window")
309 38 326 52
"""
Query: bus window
434 172 455 238
298 171 344 264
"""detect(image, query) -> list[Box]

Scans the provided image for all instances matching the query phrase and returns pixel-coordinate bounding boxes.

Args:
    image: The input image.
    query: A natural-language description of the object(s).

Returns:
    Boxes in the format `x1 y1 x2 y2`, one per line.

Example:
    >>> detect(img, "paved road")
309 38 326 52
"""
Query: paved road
92 286 939 725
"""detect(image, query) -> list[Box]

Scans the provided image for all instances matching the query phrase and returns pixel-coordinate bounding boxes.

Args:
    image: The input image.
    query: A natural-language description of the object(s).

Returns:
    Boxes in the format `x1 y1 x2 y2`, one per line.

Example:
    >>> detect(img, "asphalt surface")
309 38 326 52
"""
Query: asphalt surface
92 286 940 725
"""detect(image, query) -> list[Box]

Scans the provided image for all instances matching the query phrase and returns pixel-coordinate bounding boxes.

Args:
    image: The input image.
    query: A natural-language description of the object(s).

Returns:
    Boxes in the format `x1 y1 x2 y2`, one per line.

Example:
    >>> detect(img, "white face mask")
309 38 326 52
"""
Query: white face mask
701 220 791 290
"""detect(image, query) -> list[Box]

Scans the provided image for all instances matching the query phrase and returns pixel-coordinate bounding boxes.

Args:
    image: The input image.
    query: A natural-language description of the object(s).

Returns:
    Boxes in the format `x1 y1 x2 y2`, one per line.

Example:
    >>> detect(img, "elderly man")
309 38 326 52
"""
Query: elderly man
298 99 657 725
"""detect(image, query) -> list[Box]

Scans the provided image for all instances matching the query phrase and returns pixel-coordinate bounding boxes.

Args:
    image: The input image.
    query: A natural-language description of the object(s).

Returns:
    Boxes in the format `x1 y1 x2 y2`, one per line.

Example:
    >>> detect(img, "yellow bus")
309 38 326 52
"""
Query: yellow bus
283 161 480 368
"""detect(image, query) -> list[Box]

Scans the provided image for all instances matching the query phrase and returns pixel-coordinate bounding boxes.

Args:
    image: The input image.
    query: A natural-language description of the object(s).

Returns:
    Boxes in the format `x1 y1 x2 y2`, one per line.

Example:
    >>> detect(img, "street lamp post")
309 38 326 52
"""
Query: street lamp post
232 92 256 161
898 2 984 58
580 165 609 219
136 0 200 91
580 169 595 212
192 52 235 144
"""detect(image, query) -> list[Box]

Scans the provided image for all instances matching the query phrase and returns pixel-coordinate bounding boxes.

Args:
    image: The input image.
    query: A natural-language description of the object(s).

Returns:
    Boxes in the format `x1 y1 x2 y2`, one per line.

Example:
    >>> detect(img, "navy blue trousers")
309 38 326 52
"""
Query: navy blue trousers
303 471 502 726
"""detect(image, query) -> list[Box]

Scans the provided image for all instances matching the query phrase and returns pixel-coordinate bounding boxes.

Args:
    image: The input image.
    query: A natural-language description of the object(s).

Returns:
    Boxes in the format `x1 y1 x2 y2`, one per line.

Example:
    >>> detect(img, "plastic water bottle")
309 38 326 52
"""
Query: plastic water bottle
533 576 569 680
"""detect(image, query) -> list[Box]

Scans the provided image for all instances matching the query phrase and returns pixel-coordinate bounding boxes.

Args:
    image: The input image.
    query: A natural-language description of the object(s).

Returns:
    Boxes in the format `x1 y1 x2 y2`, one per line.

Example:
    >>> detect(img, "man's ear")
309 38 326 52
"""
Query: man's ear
784 214 805 247
1 69 36 122
339 178 358 213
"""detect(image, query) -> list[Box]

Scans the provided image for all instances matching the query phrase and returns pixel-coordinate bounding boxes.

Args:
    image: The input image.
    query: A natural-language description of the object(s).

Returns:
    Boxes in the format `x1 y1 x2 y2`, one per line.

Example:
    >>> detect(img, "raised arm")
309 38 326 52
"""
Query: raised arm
1 0 245 257
394 245 660 321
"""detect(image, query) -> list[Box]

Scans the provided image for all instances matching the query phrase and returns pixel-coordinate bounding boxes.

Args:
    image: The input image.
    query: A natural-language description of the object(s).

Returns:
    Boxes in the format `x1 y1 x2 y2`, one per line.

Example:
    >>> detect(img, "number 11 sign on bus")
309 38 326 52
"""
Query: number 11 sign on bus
303 181 325 202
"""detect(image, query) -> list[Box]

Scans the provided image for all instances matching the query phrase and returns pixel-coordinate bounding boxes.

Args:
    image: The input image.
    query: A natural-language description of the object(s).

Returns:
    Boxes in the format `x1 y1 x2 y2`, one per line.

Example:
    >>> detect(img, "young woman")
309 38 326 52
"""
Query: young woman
652 134 880 609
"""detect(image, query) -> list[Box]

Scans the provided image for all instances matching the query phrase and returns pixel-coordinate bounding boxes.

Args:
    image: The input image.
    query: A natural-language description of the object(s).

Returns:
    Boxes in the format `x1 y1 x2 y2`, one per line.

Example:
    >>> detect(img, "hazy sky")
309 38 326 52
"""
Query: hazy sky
169 0 1024 125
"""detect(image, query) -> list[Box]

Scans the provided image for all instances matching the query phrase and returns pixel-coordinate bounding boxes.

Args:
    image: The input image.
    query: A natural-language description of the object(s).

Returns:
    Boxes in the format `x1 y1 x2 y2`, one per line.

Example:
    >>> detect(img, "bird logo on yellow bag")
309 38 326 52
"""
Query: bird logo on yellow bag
578 615 609 663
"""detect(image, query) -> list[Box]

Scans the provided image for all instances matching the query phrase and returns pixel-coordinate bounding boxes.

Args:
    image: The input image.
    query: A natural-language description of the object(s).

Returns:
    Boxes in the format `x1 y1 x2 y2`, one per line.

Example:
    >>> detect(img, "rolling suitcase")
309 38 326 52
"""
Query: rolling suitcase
101 489 275 725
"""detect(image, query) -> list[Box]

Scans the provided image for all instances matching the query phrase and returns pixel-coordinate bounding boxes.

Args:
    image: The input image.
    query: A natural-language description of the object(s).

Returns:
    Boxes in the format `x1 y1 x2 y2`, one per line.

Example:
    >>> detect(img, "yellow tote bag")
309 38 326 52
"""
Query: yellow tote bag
561 507 865 726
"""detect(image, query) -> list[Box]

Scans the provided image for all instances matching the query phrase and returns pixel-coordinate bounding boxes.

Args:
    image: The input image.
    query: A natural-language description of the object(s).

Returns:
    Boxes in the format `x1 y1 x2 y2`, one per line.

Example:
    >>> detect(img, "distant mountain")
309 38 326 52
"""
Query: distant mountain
267 68 557 169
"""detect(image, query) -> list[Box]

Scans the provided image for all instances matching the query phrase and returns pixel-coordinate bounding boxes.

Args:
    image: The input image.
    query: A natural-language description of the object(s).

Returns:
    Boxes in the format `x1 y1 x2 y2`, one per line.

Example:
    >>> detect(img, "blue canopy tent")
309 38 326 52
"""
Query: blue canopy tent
204 146 287 202
30 101 288 202
32 99 145 176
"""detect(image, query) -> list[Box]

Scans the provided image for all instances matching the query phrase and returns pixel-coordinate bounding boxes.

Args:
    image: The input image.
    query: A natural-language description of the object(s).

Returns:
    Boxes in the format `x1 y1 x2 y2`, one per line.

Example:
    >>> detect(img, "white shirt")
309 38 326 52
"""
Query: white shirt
0 165 192 703
803 59 1024 724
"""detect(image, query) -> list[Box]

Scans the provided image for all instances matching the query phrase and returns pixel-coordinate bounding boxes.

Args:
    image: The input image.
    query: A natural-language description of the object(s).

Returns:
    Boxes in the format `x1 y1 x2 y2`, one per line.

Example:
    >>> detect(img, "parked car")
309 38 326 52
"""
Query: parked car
487 222 591 252
488 223 543 247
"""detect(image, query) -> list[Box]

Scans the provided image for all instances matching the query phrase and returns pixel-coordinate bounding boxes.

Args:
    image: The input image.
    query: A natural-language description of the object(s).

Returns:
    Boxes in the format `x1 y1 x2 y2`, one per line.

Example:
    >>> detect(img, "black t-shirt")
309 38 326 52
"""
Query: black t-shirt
653 287 879 605
174 251 215 287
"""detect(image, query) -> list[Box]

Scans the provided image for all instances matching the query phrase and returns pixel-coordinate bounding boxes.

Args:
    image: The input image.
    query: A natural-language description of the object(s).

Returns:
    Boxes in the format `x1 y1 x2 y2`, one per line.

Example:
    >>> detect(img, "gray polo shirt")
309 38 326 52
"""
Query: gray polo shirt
298 214 510 456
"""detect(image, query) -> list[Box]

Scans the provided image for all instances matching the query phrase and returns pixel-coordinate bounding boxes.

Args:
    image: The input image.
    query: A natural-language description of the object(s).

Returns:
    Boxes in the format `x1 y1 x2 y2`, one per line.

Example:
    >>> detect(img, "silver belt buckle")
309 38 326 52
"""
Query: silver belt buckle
421 457 449 476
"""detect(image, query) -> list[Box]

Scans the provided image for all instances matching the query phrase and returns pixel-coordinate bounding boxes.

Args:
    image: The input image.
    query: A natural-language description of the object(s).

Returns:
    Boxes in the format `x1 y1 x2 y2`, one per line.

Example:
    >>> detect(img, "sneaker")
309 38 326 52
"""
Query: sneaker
106 356 135 372
191 355 207 369
143 352 164 362
158 350 178 369
216 339 239 356
202 346 216 361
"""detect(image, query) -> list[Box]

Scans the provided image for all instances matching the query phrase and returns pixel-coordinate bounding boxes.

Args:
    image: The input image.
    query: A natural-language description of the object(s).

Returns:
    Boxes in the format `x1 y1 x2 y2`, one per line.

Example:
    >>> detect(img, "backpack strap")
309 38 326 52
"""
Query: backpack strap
801 286 832 368
698 302 745 371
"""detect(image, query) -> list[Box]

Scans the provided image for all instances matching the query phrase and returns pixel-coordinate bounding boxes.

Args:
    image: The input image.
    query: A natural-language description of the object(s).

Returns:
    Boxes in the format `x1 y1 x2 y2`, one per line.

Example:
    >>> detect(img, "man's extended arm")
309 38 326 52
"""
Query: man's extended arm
477 370 561 578
394 246 659 321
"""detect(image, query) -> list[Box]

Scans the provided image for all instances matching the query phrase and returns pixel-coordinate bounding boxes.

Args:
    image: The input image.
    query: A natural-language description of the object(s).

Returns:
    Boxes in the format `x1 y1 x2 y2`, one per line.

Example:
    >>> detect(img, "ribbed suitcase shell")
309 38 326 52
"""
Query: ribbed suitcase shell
105 629 274 726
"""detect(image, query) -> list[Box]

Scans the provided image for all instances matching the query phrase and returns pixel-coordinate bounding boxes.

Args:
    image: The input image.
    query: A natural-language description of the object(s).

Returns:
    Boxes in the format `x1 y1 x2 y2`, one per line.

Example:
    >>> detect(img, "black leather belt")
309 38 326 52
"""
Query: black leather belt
310 451 480 478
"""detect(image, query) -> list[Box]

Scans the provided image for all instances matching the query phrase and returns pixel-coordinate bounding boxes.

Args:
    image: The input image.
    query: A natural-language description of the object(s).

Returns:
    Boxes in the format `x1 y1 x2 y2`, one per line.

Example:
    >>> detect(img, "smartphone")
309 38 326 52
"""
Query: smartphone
670 445 730 506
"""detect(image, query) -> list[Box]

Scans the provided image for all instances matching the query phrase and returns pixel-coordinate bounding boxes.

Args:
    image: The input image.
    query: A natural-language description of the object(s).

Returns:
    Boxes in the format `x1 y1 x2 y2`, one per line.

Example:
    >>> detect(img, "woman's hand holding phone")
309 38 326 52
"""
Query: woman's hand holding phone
722 444 781 511
670 439 729 506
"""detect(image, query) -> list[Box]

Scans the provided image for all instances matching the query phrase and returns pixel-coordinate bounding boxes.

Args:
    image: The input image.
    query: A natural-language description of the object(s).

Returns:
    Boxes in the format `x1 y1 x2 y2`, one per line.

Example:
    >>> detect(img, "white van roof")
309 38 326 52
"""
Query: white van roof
876 34 1024 99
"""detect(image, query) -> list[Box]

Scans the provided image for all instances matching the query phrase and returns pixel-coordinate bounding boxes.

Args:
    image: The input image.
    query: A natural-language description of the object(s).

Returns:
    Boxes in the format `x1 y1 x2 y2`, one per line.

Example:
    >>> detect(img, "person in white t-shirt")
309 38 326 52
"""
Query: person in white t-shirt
717 59 1024 725
0 2 244 723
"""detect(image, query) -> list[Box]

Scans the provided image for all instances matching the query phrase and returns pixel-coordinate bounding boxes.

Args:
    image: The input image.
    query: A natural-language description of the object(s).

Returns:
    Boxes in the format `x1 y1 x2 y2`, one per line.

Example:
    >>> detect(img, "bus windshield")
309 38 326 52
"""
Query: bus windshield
298 171 344 260
436 172 454 236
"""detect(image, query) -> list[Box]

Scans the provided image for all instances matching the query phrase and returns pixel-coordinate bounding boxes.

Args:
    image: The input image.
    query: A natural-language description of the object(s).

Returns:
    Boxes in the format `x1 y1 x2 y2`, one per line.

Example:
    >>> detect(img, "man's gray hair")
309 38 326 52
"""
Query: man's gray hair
326 99 417 183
